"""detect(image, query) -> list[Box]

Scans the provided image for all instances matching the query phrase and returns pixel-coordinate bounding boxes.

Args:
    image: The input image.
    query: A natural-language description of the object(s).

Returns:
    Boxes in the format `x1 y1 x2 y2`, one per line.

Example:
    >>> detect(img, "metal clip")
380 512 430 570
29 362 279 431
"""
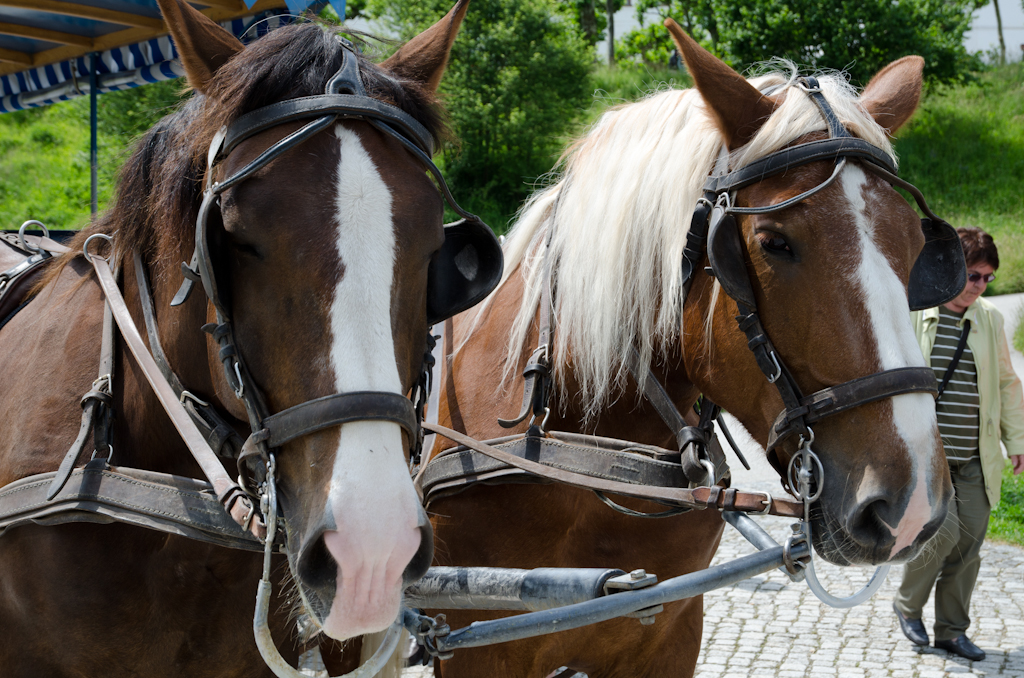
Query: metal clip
765 351 783 383
528 406 551 434
180 390 210 407
232 362 245 399
603 569 663 625
782 523 809 576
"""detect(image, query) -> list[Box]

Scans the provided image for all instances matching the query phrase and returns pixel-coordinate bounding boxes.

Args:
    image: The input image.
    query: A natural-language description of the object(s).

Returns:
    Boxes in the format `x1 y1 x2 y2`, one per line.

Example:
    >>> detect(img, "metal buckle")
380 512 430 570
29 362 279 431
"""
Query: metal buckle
796 78 822 94
753 491 773 515
765 351 783 383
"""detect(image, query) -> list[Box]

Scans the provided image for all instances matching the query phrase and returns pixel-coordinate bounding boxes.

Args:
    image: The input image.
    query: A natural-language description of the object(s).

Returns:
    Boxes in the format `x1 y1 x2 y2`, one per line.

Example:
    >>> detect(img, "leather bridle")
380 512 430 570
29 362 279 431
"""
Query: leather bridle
167 38 491 499
680 77 964 479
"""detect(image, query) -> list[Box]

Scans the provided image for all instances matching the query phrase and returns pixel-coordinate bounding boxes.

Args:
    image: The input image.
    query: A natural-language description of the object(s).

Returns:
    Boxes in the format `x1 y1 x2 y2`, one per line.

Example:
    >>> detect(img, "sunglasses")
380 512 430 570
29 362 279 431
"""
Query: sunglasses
967 272 996 283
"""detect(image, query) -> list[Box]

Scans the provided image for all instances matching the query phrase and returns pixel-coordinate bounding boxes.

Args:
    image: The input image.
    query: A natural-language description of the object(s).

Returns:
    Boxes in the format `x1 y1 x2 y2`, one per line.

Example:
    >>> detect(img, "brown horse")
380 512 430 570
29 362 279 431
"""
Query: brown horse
427 25 953 677
0 1 482 676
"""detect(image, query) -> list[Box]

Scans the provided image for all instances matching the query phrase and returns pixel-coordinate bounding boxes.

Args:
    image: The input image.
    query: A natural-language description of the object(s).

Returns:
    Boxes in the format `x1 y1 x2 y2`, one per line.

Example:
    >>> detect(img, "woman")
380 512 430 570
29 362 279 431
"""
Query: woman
893 227 1024 661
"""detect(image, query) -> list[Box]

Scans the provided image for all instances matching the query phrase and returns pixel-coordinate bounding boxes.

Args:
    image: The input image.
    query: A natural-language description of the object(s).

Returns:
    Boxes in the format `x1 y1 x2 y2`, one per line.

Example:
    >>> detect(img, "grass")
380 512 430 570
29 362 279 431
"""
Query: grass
989 465 1024 547
893 62 1024 295
0 80 187 230
1015 310 1024 354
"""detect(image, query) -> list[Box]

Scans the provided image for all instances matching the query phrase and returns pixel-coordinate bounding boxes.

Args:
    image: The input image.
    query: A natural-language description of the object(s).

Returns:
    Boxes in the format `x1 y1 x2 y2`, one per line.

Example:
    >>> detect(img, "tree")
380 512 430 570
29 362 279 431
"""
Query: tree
617 0 984 86
364 0 593 227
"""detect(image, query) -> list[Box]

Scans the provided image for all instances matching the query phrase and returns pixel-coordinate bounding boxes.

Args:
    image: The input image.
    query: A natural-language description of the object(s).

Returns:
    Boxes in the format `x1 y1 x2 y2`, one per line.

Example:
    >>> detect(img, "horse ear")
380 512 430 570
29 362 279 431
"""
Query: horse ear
157 0 243 93
664 19 776 150
859 56 924 135
382 0 470 93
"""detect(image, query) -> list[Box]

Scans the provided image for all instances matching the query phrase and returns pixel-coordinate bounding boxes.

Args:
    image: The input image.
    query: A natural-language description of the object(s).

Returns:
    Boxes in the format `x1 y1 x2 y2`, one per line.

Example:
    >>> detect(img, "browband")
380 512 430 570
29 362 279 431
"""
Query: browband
704 137 897 195
217 93 435 160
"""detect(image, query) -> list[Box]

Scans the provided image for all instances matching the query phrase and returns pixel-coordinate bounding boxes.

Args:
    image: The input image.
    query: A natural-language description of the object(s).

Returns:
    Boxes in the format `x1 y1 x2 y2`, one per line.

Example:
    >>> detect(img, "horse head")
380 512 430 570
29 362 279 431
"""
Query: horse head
154 0 480 640
667 23 953 567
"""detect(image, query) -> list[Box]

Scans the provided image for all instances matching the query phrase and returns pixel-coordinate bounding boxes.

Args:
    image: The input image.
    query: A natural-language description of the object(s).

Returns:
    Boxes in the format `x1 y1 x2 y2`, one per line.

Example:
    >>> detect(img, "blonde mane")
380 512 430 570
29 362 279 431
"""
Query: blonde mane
488 64 896 418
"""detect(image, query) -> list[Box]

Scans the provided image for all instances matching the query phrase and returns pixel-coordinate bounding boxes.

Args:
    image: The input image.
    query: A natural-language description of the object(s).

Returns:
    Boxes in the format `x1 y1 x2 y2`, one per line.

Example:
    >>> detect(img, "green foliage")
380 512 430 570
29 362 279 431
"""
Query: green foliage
1014 308 1024 354
589 64 691 102
989 464 1024 547
0 80 189 229
617 0 984 86
614 23 674 68
893 62 1024 294
364 0 594 231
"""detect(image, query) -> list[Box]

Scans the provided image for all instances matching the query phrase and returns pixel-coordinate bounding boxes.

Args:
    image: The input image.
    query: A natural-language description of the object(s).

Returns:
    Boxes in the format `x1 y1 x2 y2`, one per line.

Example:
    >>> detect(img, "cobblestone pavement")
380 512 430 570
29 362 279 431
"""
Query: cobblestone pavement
403 452 1024 678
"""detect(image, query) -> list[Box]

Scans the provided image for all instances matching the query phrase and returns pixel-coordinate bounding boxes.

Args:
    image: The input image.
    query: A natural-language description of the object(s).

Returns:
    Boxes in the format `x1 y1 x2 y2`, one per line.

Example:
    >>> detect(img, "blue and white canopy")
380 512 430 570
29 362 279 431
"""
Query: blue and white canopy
0 0 345 113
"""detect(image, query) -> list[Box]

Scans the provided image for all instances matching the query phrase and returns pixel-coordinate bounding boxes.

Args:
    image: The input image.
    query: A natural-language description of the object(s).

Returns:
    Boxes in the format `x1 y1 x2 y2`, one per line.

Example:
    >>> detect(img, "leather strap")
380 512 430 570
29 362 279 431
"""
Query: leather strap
220 93 435 159
768 366 938 450
88 255 259 536
133 251 243 459
624 346 688 449
3 460 268 552
703 137 896 195
256 391 418 448
46 296 116 501
499 258 553 428
937 320 971 400
423 423 802 517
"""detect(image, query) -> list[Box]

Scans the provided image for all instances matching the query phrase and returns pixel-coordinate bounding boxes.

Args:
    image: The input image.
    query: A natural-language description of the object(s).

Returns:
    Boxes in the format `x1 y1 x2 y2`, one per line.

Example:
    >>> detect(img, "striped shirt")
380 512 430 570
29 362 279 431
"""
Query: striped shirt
932 306 980 461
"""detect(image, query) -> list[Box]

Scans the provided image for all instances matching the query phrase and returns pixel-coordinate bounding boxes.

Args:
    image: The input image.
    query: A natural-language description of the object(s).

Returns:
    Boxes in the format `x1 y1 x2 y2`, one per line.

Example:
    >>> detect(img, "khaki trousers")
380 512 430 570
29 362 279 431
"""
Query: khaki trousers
894 457 991 641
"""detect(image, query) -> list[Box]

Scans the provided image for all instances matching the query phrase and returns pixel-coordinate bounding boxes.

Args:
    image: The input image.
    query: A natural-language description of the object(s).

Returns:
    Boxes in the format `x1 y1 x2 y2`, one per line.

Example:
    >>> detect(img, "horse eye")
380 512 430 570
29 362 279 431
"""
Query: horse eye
232 241 264 260
757 233 791 253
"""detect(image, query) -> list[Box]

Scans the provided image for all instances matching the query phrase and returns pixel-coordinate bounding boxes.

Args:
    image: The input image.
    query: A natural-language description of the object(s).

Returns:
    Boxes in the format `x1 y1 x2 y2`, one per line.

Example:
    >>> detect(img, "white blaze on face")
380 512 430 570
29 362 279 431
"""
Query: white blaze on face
321 124 423 639
841 164 942 560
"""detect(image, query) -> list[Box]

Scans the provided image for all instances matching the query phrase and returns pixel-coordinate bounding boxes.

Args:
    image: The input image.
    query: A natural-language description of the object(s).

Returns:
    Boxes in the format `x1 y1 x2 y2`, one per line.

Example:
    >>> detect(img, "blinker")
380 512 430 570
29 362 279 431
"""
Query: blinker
706 206 757 310
907 217 966 311
428 217 504 326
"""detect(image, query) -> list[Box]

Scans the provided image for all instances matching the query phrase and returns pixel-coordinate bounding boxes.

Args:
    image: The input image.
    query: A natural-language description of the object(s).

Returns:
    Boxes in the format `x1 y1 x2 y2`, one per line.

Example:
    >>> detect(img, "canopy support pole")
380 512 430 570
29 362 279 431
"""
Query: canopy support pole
90 52 98 216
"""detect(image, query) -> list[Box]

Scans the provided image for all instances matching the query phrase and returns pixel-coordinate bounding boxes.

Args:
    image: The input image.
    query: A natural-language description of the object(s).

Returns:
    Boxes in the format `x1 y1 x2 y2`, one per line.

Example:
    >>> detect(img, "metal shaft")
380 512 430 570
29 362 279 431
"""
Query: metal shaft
434 541 809 651
406 567 624 612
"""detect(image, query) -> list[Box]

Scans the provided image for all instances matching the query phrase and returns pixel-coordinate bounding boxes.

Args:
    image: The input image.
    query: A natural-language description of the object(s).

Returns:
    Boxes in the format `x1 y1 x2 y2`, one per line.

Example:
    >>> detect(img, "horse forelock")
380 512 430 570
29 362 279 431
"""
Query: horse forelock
43 20 448 283
491 64 898 419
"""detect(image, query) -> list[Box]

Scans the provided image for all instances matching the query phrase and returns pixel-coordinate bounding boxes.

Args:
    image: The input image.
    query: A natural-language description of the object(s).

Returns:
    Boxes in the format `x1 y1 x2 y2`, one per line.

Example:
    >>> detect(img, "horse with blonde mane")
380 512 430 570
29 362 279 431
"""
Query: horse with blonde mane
424 23 954 677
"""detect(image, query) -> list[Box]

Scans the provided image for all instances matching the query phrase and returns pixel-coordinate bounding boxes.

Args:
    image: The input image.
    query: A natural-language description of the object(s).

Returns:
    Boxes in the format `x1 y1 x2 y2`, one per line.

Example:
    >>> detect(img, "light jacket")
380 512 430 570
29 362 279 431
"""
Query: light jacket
913 298 1024 507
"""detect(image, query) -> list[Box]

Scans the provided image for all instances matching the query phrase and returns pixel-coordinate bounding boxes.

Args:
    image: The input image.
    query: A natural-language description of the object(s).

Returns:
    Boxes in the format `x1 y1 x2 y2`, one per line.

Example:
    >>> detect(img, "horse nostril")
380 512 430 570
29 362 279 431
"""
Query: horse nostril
297 532 338 596
402 518 433 586
846 496 895 548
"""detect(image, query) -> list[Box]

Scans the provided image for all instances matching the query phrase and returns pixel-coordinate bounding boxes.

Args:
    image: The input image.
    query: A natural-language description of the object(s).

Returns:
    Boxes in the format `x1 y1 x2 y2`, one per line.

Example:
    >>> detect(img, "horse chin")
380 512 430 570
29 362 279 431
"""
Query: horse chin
287 549 404 640
320 590 403 640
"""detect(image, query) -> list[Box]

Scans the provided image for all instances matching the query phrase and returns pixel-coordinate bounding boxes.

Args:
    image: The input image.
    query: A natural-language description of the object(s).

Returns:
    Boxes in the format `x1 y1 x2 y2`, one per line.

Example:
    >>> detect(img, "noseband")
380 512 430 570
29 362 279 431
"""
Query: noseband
681 77 966 477
169 38 501 496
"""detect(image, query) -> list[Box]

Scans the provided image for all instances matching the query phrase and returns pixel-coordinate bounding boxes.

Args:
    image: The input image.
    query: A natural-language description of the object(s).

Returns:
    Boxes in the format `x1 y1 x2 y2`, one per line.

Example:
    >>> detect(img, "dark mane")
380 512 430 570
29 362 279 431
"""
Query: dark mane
67 21 449 270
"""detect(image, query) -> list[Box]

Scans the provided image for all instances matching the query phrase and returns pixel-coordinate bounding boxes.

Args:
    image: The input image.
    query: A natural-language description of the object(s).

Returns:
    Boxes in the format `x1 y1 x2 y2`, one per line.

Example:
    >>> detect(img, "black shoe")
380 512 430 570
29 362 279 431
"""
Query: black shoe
935 635 985 661
893 602 929 646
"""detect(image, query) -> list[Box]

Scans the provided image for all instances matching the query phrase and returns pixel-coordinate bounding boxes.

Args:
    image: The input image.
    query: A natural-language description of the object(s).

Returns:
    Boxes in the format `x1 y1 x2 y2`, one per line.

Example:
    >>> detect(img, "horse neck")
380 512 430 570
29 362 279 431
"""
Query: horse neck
447 267 700 449
680 271 777 444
